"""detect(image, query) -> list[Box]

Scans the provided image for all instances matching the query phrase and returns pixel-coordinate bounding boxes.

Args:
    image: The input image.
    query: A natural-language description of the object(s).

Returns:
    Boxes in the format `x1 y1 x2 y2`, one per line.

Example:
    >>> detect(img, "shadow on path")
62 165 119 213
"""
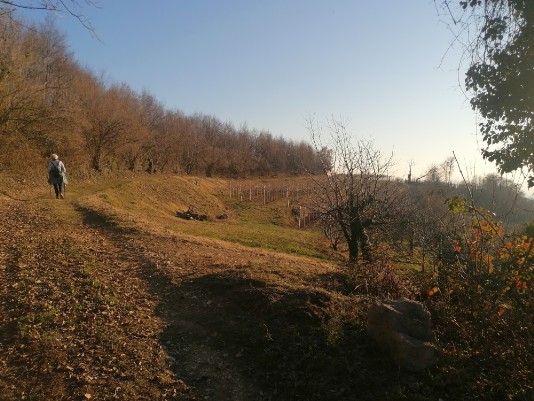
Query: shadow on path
76 205 407 401
149 271 403 401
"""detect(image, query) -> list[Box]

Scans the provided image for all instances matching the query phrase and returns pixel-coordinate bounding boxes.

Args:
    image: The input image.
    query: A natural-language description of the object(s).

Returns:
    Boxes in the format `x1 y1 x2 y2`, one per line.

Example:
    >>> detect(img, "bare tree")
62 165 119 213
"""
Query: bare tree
440 156 455 186
0 13 75 169
80 83 142 172
308 117 405 263
0 0 97 33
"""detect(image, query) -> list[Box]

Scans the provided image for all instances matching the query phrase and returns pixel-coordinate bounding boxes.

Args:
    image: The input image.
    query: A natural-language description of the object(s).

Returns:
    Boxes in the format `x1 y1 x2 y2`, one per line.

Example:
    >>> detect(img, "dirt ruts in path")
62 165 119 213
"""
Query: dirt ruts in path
73 203 264 401
0 196 262 400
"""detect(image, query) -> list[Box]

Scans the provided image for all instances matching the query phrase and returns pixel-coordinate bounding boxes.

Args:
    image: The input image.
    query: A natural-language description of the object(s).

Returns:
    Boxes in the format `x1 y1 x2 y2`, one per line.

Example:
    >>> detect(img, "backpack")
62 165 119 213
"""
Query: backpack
50 161 62 178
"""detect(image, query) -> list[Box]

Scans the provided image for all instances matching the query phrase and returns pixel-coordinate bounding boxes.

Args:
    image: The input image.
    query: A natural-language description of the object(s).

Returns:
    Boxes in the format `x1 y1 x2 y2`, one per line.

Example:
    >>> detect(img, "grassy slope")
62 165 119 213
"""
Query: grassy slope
1 173 529 401
70 175 338 261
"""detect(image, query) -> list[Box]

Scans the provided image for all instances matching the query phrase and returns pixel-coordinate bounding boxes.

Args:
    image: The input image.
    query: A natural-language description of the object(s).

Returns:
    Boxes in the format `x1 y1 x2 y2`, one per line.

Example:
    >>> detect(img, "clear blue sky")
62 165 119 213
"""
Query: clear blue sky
18 0 505 182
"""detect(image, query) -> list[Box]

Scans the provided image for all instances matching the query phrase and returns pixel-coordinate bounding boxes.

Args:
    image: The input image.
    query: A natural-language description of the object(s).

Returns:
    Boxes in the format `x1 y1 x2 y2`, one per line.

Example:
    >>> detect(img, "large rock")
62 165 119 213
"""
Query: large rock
366 299 438 371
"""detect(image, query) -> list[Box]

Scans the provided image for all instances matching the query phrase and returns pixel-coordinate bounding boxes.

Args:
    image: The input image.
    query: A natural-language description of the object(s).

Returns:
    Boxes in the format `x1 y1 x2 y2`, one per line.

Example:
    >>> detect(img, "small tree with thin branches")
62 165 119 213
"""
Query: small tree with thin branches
308 117 405 263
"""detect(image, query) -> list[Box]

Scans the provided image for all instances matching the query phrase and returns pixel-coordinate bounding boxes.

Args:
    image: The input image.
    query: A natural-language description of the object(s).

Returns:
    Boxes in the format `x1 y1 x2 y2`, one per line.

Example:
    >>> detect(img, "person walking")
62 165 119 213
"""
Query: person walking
48 154 66 199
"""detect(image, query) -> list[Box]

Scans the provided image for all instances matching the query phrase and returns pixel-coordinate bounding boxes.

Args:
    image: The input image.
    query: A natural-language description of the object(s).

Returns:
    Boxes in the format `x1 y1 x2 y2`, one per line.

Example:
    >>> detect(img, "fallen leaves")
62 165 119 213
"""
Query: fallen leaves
0 200 192 400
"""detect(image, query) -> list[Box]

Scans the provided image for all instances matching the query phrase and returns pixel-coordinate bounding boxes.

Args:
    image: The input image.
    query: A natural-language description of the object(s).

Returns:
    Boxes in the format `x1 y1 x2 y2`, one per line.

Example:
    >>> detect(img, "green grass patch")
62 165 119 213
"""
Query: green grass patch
71 175 338 261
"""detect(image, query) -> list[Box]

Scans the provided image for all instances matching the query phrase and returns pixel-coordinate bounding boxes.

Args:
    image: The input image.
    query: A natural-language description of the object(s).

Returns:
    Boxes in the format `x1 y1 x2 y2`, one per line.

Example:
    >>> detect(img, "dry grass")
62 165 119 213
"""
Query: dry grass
0 172 531 401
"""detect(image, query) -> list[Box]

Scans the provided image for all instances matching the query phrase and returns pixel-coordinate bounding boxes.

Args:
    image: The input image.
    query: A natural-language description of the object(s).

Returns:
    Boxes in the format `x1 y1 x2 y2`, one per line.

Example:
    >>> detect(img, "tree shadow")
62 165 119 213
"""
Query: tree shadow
74 205 433 400
312 270 358 295
143 269 412 401
76 206 140 236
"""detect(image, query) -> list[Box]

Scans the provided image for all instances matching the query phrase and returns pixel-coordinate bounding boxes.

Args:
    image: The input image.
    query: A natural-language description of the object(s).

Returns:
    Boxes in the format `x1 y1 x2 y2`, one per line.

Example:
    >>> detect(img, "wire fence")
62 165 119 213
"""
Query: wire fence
227 181 322 228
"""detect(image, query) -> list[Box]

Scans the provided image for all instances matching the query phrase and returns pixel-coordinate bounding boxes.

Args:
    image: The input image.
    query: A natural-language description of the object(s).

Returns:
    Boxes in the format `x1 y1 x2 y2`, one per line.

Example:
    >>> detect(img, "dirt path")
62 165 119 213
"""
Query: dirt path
3 177 530 401
0 193 266 400
1 185 388 401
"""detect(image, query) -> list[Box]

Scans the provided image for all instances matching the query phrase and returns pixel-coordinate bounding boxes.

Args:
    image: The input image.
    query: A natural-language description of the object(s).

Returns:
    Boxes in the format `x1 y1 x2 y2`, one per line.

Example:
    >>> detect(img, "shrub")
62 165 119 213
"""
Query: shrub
423 198 533 400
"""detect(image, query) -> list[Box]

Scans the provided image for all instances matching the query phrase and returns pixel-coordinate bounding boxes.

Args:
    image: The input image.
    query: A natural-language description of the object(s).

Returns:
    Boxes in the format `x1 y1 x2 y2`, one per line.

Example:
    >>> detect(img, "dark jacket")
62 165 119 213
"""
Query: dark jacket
48 160 66 184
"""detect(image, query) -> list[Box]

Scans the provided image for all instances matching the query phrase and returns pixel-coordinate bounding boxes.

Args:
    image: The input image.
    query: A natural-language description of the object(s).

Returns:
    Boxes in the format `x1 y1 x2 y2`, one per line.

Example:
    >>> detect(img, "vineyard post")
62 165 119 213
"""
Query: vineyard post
263 186 266 205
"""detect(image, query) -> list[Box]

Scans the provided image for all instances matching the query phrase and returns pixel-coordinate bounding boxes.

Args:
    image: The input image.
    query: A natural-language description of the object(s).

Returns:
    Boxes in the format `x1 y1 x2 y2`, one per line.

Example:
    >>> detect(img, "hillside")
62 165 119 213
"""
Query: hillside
0 174 531 401
0 174 350 401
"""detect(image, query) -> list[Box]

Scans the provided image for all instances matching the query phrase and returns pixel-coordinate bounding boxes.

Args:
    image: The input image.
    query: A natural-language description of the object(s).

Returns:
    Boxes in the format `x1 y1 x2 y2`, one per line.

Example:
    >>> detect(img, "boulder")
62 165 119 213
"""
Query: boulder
366 299 438 371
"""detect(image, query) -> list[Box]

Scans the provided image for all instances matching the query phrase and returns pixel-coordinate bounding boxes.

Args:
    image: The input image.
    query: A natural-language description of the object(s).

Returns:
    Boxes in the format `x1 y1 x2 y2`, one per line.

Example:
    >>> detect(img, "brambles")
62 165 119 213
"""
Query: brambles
423 197 533 400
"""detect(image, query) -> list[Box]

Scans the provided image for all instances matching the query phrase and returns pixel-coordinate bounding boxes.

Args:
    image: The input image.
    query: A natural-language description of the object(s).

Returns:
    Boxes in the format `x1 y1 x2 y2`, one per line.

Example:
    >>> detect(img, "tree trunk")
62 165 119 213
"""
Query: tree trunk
347 237 359 263
205 162 215 177
348 220 363 262
360 228 373 262
91 154 102 172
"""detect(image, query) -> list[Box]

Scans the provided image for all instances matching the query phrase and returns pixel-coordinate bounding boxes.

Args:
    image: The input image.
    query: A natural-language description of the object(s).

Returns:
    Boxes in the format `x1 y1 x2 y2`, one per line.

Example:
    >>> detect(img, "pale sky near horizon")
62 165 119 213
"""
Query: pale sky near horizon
17 0 528 189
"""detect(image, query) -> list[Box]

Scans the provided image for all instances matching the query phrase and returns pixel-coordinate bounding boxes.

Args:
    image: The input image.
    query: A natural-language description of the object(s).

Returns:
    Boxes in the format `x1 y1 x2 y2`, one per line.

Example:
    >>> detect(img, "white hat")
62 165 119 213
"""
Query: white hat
51 154 59 160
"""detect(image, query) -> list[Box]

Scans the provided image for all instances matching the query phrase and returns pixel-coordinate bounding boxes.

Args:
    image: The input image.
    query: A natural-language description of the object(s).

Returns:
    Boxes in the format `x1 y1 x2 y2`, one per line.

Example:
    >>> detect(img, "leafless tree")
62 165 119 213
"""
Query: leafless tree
80 83 142 172
0 10 328 177
0 0 97 33
440 156 455 186
0 13 74 168
308 117 406 263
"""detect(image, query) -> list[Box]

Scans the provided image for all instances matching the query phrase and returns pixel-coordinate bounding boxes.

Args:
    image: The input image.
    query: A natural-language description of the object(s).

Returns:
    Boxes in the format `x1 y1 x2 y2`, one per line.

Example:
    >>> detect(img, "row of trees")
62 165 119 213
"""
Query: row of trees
0 11 325 177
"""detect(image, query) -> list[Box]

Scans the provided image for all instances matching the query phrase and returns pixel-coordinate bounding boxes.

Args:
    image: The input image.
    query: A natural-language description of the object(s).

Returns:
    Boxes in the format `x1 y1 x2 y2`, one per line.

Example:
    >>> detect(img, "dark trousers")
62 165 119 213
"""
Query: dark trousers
53 179 64 198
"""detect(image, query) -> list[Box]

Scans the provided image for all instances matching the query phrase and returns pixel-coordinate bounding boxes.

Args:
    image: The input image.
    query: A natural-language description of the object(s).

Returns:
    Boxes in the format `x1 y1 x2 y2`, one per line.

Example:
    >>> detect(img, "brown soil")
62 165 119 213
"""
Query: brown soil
0 186 376 401
3 181 521 401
